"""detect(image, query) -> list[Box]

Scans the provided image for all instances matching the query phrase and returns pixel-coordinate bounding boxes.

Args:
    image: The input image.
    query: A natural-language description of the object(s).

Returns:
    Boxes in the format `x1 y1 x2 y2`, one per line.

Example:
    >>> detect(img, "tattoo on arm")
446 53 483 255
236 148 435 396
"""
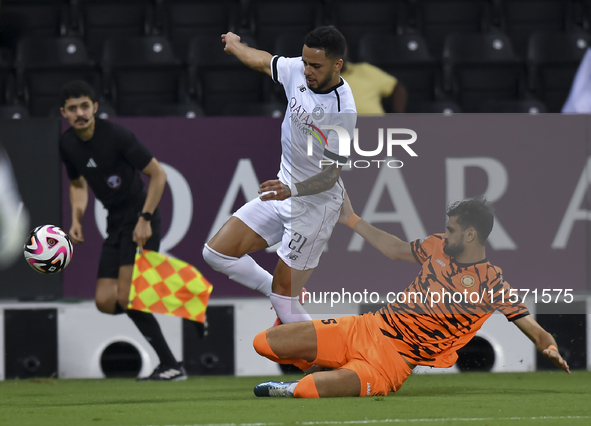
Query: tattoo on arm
295 164 340 196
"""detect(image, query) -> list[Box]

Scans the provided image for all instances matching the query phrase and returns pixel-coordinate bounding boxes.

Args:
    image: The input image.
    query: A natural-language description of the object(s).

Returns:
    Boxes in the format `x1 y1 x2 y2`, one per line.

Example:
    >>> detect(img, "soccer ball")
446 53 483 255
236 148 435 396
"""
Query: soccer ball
23 225 73 274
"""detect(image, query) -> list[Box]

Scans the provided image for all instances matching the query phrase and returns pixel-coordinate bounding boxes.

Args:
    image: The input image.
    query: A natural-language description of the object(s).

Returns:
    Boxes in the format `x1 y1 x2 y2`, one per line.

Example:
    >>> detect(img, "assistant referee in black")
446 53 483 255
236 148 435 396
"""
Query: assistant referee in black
59 80 185 381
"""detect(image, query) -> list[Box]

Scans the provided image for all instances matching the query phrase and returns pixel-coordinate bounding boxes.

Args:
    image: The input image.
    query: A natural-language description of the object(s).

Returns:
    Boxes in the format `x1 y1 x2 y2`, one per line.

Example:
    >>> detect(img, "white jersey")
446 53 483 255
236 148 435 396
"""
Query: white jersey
271 55 357 209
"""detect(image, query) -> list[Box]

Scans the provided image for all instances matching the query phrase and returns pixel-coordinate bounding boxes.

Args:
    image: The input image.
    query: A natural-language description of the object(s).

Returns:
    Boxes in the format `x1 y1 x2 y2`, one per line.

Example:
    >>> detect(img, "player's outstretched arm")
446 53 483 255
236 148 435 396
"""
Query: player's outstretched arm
514 315 571 374
338 192 417 263
69 177 88 244
222 32 273 77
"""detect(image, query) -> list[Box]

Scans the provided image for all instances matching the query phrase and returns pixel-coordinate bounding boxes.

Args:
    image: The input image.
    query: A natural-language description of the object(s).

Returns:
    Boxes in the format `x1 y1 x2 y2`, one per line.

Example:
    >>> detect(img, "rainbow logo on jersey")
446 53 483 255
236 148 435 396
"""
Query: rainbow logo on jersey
305 123 328 148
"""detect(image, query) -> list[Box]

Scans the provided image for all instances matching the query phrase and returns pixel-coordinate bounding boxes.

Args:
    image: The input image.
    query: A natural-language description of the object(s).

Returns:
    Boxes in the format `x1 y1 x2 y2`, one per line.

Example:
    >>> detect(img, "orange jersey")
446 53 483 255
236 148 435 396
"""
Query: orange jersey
377 234 529 368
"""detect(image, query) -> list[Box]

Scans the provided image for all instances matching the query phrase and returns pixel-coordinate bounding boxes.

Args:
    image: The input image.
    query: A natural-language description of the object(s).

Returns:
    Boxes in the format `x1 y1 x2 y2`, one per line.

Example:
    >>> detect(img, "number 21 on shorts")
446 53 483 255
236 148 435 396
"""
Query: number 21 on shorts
288 232 308 253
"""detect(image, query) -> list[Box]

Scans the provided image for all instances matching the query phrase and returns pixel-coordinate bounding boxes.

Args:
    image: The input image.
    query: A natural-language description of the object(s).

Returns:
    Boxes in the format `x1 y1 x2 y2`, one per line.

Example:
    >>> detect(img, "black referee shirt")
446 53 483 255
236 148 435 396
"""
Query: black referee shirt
59 119 153 211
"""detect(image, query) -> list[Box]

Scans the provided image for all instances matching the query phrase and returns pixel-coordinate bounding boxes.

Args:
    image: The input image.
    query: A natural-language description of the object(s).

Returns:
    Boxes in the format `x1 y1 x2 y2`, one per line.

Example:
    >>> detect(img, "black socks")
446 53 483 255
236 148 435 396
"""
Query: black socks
126 309 178 367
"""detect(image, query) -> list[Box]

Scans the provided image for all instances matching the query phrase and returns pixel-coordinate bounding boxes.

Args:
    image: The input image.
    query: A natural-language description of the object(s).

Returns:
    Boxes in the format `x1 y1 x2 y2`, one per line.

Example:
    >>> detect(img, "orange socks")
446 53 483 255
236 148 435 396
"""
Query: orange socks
293 374 320 398
253 330 314 371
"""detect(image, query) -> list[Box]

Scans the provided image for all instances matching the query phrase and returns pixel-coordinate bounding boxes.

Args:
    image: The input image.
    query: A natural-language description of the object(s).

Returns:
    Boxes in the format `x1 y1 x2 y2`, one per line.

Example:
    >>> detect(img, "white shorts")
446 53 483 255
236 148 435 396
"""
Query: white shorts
233 196 340 270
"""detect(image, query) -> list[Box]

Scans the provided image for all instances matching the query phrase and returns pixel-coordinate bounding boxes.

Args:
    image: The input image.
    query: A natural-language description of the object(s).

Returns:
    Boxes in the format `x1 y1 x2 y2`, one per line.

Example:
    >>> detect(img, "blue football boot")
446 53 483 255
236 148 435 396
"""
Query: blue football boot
253 380 299 397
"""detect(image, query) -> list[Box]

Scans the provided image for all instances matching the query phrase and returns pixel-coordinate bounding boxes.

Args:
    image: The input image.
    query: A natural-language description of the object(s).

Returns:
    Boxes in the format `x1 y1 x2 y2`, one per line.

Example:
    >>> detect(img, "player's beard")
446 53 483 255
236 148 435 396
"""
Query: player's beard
314 71 335 92
443 239 465 257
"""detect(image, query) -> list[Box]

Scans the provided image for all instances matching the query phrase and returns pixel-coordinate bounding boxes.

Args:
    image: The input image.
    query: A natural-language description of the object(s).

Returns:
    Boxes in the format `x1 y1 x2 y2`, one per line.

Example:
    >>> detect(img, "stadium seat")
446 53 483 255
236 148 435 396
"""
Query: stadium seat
358 33 441 105
223 101 284 117
527 31 591 112
0 50 16 106
479 98 548 113
443 32 525 112
330 0 406 61
95 100 118 119
76 0 154 61
0 104 30 120
406 100 462 114
498 0 574 58
131 102 204 118
273 33 307 58
0 0 68 54
101 36 185 117
410 0 493 58
162 0 239 59
0 74 16 108
15 36 99 117
247 0 324 53
188 34 264 116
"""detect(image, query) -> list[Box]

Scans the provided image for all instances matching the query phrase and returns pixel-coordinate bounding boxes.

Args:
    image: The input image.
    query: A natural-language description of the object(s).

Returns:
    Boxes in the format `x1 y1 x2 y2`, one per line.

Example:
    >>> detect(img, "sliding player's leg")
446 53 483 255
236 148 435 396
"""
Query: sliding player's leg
253 321 316 370
254 315 410 398
255 368 361 398
253 317 362 397
292 357 399 398
300 369 361 397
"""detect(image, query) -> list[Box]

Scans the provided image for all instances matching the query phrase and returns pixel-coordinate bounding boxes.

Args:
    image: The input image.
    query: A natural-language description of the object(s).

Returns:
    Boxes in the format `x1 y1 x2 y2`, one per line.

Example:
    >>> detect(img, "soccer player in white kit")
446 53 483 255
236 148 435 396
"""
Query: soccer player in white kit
203 26 357 324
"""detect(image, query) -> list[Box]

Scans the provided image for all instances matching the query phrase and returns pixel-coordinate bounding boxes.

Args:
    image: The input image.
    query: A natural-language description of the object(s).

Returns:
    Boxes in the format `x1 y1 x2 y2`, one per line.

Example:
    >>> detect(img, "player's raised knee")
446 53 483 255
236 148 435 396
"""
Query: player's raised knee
253 329 274 358
202 244 227 272
202 244 215 266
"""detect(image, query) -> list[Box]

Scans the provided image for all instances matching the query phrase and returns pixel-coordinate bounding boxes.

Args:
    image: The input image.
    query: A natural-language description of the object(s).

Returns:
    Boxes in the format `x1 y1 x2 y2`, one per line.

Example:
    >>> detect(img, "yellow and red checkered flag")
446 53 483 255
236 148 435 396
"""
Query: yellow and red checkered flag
129 250 213 323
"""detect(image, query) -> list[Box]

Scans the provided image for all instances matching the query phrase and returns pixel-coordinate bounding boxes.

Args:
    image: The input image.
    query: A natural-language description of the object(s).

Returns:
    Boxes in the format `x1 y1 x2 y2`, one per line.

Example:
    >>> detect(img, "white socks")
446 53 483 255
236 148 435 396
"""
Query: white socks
202 244 273 296
202 244 312 323
286 381 298 397
270 293 312 324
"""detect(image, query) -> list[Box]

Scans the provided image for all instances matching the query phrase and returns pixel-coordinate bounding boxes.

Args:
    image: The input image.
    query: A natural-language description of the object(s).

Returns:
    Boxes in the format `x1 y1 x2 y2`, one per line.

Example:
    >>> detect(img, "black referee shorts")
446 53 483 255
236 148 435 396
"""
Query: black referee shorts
97 198 161 279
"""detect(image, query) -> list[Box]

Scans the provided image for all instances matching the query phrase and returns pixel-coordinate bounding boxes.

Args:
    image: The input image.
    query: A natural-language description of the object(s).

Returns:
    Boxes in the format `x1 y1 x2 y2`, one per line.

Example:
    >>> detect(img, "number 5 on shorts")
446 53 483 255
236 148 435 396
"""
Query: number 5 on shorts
321 318 337 325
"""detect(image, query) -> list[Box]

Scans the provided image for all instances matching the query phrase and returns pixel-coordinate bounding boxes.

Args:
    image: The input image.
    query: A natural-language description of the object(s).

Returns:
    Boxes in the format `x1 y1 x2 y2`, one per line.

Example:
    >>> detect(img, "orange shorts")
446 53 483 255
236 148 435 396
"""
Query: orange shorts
312 314 413 397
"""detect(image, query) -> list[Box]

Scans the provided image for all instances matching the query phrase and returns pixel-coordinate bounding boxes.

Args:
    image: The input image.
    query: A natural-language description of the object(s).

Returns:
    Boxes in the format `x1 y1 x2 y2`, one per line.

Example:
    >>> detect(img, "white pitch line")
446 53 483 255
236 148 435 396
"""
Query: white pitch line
141 423 283 426
300 416 591 424
139 415 591 426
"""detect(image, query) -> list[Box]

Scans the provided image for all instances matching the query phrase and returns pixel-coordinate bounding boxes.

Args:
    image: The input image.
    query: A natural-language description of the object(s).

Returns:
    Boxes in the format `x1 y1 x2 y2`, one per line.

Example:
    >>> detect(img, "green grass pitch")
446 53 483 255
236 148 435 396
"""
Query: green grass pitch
0 371 589 426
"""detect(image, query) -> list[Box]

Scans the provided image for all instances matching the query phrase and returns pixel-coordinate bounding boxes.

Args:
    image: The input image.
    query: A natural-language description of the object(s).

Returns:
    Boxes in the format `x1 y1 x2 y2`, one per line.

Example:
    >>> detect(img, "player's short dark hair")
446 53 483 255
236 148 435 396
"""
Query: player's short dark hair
60 80 96 107
446 197 494 245
304 26 347 59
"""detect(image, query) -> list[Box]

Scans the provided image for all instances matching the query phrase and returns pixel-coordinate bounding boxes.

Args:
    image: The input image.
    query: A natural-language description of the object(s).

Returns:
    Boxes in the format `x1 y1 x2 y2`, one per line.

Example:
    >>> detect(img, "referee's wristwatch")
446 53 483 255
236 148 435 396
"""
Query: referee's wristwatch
138 211 153 222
